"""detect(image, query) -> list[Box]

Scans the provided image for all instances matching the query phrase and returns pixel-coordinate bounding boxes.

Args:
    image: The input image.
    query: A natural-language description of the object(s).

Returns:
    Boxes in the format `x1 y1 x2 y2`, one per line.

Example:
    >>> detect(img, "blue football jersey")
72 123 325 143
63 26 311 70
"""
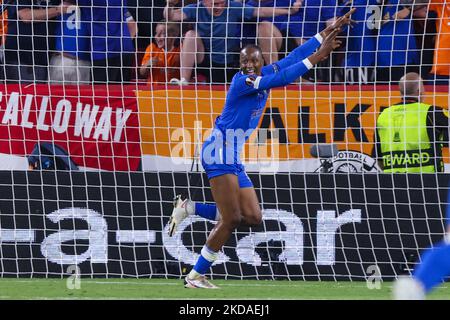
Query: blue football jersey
210 35 321 159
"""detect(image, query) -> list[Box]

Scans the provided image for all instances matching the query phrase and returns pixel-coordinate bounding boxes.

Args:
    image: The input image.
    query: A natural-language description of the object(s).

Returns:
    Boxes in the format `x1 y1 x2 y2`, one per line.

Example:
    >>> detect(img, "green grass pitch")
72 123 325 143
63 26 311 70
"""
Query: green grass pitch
0 278 448 299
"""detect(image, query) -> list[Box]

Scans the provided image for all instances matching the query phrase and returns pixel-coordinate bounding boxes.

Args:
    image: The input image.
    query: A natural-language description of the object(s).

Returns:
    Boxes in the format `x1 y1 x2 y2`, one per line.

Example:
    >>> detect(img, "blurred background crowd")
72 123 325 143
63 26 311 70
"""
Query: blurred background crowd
0 0 448 86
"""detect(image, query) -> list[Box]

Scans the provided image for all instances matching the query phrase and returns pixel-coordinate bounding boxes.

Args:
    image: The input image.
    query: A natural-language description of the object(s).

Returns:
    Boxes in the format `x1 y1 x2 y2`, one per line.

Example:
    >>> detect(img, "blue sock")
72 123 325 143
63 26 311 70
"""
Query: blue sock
195 203 218 221
413 240 450 292
193 245 218 275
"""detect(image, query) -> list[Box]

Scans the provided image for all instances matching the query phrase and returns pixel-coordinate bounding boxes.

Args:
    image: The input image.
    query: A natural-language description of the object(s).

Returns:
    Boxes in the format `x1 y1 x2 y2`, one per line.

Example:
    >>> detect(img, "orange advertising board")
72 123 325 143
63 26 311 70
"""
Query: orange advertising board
137 86 450 163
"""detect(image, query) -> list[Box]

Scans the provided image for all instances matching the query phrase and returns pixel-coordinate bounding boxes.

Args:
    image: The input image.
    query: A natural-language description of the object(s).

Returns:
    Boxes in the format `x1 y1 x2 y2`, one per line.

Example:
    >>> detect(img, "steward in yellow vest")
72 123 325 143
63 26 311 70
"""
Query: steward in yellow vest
375 73 449 173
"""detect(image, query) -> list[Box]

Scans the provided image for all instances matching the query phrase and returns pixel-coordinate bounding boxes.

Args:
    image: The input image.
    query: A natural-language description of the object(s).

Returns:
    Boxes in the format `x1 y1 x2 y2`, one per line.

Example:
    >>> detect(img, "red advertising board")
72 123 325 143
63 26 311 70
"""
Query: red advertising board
0 85 141 171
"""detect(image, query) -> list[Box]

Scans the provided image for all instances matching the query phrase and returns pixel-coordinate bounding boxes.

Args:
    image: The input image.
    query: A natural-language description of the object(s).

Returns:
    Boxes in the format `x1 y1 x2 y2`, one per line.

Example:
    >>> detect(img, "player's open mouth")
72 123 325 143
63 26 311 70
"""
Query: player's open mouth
246 69 254 74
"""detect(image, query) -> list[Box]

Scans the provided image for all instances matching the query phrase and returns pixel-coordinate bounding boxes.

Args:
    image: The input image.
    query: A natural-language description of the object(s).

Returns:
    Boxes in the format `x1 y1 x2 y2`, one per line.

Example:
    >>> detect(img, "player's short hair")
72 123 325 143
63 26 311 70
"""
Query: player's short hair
241 44 263 56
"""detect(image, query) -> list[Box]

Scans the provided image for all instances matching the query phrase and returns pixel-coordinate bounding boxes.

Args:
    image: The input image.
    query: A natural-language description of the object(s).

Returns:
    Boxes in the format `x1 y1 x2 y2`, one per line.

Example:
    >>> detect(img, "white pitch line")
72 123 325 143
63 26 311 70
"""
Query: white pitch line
0 296 288 300
0 296 155 300
1 279 449 290
80 280 389 289
0 279 393 289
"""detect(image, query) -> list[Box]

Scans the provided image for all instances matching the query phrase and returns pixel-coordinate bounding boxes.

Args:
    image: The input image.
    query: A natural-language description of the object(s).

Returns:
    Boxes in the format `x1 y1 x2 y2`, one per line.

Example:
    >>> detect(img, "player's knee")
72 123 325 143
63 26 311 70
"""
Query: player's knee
253 210 262 225
247 209 262 226
224 213 242 229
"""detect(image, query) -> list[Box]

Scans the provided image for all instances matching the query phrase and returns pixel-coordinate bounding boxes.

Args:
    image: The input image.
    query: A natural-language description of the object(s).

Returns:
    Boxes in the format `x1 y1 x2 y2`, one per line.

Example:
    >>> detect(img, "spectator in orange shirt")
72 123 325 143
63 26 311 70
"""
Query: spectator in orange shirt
140 21 180 85
427 0 450 83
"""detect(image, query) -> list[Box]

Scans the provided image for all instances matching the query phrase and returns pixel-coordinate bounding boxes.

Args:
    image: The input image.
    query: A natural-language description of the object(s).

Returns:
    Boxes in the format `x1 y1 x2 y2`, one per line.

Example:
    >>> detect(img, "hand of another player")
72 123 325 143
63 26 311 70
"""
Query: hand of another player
60 2 74 15
289 0 303 15
393 7 411 20
381 12 391 25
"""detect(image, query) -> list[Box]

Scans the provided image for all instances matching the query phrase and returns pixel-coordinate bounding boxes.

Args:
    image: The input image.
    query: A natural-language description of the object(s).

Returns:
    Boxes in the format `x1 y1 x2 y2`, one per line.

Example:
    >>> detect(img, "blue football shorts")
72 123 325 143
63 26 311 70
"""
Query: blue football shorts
201 136 253 189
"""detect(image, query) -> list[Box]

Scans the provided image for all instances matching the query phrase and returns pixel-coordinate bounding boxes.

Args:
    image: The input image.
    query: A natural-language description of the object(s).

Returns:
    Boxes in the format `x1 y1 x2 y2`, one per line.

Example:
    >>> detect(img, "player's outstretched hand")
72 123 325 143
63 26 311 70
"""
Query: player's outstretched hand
315 28 342 61
320 8 356 38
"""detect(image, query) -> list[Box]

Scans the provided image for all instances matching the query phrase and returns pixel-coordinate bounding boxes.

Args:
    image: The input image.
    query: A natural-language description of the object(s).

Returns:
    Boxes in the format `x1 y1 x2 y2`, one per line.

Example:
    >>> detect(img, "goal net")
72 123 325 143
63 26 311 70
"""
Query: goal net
0 0 448 281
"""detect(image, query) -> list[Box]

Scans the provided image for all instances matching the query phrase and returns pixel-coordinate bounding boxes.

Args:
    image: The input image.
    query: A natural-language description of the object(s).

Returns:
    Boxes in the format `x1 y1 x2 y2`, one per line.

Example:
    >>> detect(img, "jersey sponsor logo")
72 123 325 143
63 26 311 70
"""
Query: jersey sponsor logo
245 76 262 89
245 76 257 87
272 64 280 73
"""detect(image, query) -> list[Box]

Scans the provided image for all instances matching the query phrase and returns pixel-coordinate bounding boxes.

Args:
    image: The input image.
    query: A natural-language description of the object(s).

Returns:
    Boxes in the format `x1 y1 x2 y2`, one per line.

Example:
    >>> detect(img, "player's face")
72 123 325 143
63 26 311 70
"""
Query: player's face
240 48 263 76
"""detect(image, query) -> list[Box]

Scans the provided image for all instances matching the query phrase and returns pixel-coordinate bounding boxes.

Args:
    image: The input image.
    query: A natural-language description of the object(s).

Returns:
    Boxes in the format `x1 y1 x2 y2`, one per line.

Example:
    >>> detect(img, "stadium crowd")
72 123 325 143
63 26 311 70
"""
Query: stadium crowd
0 0 448 85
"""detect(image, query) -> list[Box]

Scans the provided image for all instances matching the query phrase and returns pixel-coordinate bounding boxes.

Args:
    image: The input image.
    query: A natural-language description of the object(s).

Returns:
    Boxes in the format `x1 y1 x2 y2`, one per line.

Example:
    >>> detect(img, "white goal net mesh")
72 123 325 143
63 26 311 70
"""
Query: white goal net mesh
0 0 448 280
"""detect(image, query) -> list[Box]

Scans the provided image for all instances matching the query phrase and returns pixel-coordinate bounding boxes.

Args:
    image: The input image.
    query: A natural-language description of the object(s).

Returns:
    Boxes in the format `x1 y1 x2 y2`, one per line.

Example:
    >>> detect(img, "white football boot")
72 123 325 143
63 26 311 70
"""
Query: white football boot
392 276 426 300
184 275 219 289
168 195 191 237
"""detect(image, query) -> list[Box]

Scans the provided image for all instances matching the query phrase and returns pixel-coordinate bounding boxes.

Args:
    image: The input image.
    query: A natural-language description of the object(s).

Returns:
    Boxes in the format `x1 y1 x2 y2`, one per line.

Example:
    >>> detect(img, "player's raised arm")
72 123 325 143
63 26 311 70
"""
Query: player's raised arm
263 8 356 73
307 28 343 65
236 29 342 95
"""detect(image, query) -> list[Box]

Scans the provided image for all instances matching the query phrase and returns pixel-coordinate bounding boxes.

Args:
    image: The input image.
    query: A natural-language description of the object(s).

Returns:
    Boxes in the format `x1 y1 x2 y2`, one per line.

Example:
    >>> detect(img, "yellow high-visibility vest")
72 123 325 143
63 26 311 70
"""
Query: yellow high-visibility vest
377 102 443 173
